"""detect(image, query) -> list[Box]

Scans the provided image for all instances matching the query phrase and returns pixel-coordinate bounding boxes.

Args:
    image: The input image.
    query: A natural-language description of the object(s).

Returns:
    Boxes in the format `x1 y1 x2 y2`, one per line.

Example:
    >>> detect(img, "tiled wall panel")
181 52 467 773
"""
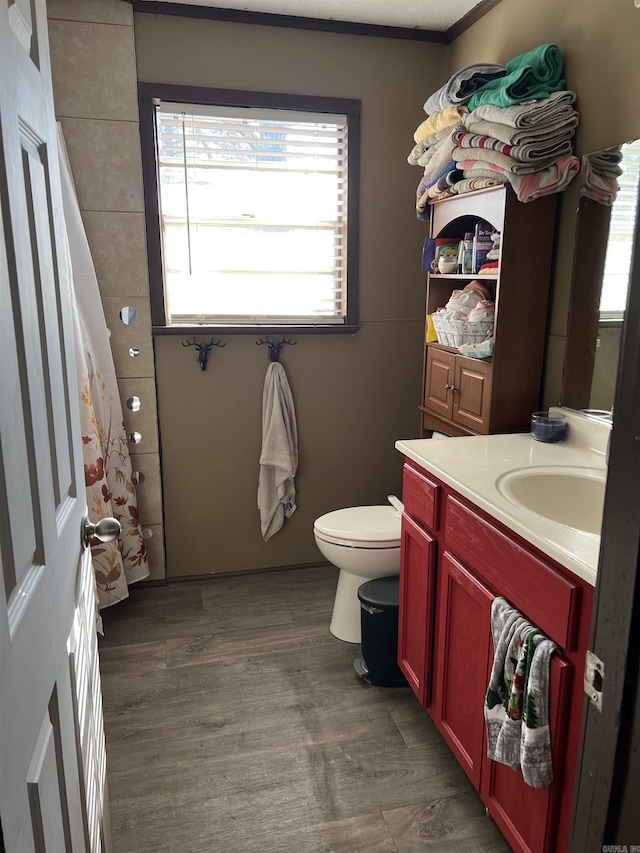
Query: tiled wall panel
48 0 165 580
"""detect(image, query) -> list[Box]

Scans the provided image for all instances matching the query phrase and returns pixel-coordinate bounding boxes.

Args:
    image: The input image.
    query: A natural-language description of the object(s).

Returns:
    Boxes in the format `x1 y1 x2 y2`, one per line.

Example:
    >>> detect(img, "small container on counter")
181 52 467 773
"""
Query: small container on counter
530 411 567 443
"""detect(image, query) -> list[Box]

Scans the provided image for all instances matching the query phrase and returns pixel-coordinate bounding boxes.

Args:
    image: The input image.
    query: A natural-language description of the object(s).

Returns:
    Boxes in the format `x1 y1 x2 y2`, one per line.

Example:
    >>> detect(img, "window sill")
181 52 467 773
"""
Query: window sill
152 324 361 336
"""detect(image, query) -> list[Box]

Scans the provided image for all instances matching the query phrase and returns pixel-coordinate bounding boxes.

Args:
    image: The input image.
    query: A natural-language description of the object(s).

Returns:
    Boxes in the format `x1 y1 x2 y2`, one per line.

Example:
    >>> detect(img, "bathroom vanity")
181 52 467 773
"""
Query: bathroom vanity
395 411 608 853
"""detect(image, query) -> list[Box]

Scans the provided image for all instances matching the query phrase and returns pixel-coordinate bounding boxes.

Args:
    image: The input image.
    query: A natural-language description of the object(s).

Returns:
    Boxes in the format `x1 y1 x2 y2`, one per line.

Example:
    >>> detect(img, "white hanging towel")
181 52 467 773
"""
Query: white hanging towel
258 362 299 540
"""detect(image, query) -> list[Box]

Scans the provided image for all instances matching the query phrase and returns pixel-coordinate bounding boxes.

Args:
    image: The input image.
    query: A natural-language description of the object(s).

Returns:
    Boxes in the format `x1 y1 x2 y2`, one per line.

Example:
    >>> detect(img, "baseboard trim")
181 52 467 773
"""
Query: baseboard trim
135 561 333 586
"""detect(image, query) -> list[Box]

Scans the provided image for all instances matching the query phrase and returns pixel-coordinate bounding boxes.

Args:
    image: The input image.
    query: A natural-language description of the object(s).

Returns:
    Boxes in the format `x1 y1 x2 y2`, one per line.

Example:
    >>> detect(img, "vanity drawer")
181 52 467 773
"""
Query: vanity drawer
402 463 441 532
444 496 581 650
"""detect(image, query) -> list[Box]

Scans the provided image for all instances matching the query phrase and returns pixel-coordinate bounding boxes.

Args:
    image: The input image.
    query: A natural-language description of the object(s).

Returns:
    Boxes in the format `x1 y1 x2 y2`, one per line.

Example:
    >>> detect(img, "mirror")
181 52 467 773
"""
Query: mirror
120 306 139 325
562 139 640 418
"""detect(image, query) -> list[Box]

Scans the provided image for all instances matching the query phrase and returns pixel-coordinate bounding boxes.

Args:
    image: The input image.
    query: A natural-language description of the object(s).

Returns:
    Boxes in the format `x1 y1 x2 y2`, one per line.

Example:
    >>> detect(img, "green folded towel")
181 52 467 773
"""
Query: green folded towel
467 44 566 111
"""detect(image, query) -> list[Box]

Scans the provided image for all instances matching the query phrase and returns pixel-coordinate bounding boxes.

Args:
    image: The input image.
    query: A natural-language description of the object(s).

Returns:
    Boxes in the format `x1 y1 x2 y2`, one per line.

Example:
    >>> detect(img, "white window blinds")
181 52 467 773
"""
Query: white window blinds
154 100 349 326
600 139 640 318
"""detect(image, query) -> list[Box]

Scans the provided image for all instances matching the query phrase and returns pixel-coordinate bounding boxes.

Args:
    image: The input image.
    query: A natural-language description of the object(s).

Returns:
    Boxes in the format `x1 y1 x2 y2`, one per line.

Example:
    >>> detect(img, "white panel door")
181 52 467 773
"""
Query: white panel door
0 2 110 851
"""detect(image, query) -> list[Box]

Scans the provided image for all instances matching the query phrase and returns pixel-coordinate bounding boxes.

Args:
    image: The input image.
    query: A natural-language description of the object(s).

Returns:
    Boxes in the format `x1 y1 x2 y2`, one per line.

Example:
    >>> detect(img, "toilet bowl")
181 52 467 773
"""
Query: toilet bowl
313 505 401 643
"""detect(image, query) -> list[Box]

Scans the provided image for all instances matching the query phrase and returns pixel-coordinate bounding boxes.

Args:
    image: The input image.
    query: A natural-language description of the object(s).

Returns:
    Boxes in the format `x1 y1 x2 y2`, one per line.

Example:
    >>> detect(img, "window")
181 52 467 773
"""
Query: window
138 85 360 333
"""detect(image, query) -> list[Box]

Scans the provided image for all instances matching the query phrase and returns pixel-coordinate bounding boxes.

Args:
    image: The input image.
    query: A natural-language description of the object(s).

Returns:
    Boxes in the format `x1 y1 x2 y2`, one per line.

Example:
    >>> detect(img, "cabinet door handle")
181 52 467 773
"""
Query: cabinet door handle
444 384 452 391
449 385 459 393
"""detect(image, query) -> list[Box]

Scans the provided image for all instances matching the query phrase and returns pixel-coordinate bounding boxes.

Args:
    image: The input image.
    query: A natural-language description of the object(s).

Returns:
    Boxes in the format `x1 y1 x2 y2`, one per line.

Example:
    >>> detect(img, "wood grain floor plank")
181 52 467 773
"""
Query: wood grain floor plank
199 566 338 623
99 582 205 647
102 650 408 745
107 731 469 849
198 565 336 603
110 804 397 853
101 590 293 646
283 583 337 621
165 616 337 668
105 703 402 766
382 791 511 852
105 708 410 806
389 700 441 749
98 640 167 676
303 812 398 853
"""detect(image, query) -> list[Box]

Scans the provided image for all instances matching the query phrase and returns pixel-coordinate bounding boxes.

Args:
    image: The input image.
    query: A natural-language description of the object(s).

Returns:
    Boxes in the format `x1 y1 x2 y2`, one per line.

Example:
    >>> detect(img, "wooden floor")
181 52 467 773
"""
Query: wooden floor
99 566 511 853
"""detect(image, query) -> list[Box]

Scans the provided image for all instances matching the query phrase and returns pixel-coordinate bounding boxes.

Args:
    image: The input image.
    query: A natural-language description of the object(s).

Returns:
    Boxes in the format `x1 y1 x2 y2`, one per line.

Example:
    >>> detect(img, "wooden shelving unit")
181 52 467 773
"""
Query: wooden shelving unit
420 185 557 436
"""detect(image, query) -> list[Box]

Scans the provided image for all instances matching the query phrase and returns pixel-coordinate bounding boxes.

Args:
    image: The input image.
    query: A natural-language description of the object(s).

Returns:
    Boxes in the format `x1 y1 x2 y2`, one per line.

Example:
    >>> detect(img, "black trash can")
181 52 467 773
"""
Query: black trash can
355 575 407 688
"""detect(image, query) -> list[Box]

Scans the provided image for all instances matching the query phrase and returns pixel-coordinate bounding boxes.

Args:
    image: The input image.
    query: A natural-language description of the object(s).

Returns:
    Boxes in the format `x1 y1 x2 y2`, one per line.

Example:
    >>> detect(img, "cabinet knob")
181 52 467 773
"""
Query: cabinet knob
445 384 452 391
451 386 460 393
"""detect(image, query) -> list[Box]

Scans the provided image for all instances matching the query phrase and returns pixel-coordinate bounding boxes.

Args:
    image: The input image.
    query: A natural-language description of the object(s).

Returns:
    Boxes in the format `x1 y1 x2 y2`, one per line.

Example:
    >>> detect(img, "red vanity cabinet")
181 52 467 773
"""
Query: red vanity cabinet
433 551 494 789
397 514 436 707
398 459 594 853
481 652 573 853
397 462 440 707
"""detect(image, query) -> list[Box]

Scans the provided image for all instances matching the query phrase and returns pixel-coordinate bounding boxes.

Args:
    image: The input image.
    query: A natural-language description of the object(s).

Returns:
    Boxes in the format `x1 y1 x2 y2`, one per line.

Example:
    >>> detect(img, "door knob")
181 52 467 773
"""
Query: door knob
82 516 122 548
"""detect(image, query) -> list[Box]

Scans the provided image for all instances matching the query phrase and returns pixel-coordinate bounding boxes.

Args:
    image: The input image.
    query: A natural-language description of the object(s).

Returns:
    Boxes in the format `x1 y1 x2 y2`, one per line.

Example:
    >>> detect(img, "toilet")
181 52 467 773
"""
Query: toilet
313 504 402 643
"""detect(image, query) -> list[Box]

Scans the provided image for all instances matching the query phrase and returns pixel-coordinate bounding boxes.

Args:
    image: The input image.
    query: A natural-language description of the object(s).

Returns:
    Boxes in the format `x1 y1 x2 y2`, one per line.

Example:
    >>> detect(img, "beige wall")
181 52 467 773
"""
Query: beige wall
47 0 166 579
447 0 640 408
135 14 443 576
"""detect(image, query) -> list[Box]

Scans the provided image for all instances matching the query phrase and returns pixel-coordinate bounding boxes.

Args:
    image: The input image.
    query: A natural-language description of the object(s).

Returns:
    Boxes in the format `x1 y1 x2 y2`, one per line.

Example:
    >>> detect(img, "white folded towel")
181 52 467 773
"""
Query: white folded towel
462 112 579 146
258 362 299 541
467 90 577 129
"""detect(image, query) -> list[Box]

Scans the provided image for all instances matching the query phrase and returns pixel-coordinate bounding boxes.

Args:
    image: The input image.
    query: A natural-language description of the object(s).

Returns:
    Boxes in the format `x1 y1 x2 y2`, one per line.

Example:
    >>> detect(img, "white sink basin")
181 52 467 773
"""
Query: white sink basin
496 466 606 535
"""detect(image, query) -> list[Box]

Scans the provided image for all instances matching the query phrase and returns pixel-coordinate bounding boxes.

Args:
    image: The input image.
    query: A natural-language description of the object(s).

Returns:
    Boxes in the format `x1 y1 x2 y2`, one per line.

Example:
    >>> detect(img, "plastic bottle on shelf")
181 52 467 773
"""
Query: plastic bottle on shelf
458 232 474 274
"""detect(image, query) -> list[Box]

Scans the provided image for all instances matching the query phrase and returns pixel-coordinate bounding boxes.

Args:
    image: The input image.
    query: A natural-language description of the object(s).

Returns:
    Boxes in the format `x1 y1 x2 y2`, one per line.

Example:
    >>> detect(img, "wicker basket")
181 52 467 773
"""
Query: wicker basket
431 316 494 348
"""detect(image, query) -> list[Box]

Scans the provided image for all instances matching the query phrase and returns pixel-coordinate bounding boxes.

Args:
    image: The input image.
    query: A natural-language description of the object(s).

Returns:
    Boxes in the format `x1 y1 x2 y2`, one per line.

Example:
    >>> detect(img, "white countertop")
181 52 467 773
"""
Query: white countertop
395 410 610 586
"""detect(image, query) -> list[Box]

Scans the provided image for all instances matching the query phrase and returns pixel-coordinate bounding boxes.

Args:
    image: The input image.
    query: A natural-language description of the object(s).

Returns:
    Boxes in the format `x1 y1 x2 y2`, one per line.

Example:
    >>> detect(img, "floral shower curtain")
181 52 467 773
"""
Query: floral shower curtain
57 125 148 621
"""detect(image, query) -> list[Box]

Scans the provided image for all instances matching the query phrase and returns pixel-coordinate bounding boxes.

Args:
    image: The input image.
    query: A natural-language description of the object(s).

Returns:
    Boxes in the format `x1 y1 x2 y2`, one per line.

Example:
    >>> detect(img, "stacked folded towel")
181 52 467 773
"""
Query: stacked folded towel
467 44 566 111
485 597 558 788
416 161 463 219
423 62 508 115
454 86 581 202
580 147 623 206
452 48 580 202
409 45 581 213
413 106 469 145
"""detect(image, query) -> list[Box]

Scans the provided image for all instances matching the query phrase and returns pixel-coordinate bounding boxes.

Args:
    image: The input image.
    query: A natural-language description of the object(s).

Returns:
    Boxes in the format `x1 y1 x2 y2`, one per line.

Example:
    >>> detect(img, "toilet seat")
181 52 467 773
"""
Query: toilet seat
313 506 401 550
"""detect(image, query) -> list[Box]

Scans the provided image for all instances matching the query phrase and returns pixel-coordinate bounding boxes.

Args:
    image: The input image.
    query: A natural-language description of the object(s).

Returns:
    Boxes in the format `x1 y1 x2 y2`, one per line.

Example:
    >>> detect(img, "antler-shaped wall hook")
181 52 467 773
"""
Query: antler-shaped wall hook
255 335 297 363
182 336 225 371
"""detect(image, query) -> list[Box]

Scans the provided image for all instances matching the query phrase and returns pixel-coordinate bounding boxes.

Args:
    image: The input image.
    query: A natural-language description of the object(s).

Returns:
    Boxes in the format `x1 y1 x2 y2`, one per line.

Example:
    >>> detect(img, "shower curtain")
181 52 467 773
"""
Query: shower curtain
57 125 149 618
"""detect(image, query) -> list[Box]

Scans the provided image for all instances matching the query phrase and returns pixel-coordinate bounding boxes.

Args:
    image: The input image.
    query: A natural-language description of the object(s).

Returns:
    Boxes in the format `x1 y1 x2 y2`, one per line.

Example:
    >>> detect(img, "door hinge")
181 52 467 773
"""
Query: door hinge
584 650 604 712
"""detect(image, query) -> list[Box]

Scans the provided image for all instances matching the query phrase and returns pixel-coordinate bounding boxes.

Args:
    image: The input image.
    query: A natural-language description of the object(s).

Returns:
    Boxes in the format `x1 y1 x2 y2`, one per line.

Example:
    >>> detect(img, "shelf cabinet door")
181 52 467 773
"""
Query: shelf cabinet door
398 513 437 708
433 551 494 790
425 347 455 420
453 357 492 433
